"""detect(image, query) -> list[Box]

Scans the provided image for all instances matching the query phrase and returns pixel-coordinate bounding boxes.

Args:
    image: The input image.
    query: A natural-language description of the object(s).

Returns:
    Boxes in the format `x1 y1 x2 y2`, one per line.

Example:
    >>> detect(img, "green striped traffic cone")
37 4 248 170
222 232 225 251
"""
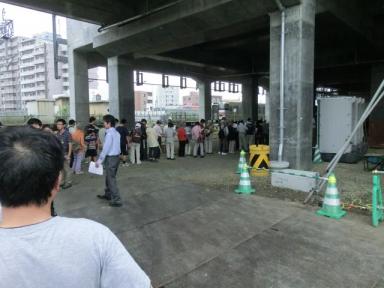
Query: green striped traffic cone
316 173 346 219
236 150 246 174
313 146 322 164
235 164 255 194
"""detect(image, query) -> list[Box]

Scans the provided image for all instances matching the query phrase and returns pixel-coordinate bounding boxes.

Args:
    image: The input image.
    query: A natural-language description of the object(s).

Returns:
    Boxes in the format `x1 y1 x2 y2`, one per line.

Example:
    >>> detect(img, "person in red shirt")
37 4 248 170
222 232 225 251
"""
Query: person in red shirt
177 122 187 157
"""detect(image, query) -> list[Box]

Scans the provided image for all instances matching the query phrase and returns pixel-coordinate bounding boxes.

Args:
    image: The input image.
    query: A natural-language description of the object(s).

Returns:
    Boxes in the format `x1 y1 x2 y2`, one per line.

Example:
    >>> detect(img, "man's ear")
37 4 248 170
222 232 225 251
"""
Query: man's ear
51 172 62 199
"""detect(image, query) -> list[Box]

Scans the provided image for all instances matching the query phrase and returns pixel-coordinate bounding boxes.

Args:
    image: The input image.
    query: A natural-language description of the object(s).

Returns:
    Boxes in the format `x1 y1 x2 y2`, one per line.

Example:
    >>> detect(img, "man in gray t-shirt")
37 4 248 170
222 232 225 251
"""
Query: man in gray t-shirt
0 127 151 288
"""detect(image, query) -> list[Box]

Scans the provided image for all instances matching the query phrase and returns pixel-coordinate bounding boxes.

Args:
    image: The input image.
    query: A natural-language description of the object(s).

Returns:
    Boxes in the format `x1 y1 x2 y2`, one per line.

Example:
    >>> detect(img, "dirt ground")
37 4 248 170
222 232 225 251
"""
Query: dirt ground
173 142 383 215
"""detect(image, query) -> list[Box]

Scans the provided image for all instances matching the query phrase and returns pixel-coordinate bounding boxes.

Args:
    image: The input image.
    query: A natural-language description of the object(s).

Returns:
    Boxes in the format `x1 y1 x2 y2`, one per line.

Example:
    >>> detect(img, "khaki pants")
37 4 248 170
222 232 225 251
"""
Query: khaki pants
166 141 175 159
130 142 141 164
61 159 72 186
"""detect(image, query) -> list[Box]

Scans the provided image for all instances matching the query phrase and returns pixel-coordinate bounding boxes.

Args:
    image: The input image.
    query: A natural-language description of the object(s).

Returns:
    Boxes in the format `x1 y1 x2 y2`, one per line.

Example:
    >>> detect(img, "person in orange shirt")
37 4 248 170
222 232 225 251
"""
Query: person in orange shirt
71 124 85 174
177 122 187 157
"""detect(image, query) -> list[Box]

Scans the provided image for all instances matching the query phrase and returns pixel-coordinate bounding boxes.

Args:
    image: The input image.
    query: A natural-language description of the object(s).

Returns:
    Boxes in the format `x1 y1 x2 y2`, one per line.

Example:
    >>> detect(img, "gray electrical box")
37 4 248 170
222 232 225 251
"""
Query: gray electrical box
317 96 366 163
271 169 319 193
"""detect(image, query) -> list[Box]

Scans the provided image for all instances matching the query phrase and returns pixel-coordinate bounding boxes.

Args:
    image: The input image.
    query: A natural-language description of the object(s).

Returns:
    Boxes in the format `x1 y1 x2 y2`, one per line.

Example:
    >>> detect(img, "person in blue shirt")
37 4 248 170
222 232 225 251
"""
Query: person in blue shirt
96 115 122 207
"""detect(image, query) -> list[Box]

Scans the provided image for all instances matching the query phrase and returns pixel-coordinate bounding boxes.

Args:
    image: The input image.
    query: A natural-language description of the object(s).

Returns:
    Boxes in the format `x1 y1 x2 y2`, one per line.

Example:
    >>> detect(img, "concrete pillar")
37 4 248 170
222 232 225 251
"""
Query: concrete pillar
241 77 258 121
69 49 89 126
369 64 384 147
107 56 135 128
198 79 212 120
269 0 315 170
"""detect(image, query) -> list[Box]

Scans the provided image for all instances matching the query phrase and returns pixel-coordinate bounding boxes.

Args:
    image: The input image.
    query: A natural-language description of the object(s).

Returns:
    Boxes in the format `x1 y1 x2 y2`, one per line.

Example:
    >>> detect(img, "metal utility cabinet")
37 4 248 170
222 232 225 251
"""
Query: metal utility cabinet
317 96 367 163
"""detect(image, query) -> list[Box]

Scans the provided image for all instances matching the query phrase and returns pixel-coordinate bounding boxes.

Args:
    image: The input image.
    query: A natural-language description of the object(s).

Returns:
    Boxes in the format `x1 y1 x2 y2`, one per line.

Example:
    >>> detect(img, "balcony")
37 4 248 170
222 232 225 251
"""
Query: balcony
20 87 37 93
20 54 34 61
35 67 45 73
20 78 36 85
34 57 45 65
20 69 35 77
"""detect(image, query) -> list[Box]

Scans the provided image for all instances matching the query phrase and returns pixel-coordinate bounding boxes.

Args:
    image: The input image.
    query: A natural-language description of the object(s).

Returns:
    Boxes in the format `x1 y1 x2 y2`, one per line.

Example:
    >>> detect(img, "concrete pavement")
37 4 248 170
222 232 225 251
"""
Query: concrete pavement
55 155 384 288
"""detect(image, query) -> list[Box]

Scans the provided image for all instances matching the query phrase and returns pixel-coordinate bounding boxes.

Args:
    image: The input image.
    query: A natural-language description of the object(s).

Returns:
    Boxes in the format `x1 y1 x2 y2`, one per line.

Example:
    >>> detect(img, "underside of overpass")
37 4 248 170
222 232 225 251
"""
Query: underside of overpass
4 0 384 168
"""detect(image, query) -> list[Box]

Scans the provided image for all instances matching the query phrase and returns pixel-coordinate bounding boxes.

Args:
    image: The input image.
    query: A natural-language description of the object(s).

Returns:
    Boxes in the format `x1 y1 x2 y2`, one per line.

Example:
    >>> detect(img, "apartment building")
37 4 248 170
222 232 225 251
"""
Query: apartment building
0 36 24 111
135 91 153 111
0 32 68 111
19 33 67 104
155 86 179 109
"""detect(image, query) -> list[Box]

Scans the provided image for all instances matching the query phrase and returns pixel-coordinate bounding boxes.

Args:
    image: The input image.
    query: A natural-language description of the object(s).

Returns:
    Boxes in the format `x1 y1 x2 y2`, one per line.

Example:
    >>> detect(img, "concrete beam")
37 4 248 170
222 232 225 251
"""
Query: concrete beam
93 0 300 57
131 56 238 79
197 79 213 120
107 56 135 128
3 0 131 25
317 0 372 43
69 49 89 126
241 77 258 121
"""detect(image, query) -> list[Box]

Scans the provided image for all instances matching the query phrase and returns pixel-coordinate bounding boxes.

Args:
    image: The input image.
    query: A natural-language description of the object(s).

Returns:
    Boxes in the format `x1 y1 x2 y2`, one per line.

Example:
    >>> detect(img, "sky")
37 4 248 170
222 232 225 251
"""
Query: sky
0 2 66 37
0 2 268 104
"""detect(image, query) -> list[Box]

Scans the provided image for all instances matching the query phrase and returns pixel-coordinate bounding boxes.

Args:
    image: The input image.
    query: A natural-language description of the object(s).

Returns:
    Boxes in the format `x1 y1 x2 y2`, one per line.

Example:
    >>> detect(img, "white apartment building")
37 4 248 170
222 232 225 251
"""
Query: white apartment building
19 33 67 104
155 86 180 109
0 36 25 111
0 32 68 111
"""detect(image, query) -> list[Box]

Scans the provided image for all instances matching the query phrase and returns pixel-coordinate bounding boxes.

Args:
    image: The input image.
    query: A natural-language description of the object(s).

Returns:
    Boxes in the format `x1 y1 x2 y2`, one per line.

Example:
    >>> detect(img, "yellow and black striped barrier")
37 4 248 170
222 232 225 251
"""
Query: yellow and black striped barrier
249 145 270 176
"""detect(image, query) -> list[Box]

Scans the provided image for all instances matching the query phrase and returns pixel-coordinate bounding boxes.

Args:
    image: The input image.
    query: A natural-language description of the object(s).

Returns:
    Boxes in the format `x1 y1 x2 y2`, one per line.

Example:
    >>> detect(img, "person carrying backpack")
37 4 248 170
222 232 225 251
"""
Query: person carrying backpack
227 121 237 154
218 122 228 155
246 118 255 147
130 123 142 165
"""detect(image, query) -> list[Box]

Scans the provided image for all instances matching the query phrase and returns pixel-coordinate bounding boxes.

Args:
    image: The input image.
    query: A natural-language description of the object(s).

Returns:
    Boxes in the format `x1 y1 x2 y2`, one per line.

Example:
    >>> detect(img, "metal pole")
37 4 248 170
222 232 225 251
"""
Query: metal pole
52 14 59 80
277 9 285 162
273 0 286 162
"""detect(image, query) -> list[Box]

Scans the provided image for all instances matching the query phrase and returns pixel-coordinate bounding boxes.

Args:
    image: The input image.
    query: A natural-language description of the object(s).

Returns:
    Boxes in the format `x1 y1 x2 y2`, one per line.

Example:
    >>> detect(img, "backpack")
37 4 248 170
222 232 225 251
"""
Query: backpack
132 129 141 143
228 126 236 140
246 122 255 135
218 128 225 139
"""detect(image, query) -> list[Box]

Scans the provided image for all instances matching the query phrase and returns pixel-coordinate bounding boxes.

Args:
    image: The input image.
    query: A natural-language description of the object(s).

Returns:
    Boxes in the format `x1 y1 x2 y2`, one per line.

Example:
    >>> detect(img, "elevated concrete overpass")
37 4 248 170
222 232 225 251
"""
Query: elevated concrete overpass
4 0 384 169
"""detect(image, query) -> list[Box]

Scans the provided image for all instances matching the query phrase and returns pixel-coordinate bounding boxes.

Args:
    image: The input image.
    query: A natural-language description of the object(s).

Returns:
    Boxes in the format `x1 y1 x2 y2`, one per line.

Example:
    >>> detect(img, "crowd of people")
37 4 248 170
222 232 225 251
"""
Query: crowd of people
0 116 269 167
0 114 269 288
0 115 270 191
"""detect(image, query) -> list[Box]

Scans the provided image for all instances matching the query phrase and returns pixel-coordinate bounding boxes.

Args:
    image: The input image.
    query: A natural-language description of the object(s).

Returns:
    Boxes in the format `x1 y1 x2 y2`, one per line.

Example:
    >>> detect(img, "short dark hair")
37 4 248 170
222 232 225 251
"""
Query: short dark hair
121 118 127 124
0 127 64 207
68 119 76 126
41 124 52 130
103 114 116 127
56 118 66 125
27 118 42 127
89 116 96 123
